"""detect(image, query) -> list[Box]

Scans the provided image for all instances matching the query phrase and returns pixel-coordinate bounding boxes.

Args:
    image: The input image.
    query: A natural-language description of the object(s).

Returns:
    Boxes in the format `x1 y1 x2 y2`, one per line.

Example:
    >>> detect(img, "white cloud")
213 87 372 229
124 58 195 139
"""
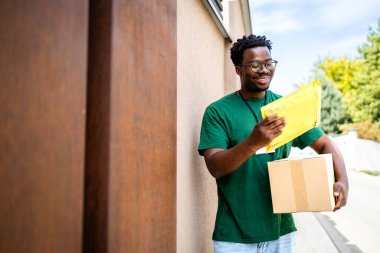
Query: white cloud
248 0 380 94
252 9 305 34
317 0 380 30
251 0 380 35
252 0 305 8
318 34 367 58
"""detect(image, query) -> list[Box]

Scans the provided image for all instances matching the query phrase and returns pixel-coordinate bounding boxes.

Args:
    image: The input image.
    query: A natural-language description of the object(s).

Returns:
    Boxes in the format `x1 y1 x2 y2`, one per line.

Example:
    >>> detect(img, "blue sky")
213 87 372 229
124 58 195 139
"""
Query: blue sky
249 0 380 95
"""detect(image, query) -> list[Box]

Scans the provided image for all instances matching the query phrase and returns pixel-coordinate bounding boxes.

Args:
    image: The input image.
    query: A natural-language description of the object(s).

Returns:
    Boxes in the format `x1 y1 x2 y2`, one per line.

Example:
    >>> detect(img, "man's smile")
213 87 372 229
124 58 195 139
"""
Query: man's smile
255 76 271 84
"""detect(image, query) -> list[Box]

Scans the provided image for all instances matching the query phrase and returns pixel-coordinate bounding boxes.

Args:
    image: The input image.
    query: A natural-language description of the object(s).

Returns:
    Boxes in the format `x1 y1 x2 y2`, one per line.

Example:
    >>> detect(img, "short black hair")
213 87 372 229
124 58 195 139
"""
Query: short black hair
230 34 272 66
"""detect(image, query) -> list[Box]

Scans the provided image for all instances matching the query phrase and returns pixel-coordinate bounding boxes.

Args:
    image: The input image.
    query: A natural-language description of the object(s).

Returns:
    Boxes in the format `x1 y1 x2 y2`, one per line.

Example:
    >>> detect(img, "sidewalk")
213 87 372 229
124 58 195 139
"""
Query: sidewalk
294 212 338 253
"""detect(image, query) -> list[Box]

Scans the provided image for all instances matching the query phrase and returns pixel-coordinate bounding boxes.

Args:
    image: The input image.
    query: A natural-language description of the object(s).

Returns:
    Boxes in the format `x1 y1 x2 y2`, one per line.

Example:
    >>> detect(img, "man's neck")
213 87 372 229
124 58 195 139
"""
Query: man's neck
239 89 266 99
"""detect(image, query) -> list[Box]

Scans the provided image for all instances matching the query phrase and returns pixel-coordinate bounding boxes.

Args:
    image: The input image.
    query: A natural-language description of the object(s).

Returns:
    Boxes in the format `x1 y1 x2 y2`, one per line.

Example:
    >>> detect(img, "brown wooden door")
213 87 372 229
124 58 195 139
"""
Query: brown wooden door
0 1 88 252
0 1 176 252
83 1 177 252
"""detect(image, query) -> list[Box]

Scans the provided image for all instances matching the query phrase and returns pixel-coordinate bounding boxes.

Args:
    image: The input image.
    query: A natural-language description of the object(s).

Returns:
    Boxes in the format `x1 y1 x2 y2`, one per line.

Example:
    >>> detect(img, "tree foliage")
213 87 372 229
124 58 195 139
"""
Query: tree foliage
318 75 349 134
298 75 350 134
340 121 380 141
315 57 362 96
309 18 380 139
346 19 380 124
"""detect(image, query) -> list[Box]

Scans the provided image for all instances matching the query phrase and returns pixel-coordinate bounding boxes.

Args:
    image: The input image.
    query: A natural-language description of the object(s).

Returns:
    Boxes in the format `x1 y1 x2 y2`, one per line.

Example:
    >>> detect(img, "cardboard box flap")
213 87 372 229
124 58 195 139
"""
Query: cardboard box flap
270 154 332 162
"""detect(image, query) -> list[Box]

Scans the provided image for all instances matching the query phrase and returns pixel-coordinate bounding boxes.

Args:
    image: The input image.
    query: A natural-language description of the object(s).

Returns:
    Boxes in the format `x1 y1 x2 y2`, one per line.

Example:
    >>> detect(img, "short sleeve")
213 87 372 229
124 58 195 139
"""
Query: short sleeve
198 106 229 156
292 127 324 149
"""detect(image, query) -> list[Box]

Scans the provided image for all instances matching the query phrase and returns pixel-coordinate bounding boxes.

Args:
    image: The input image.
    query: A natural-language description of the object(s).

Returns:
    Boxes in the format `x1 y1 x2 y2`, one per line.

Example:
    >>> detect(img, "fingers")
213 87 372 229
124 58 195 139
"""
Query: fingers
333 182 347 212
263 115 286 127
255 115 286 139
264 116 286 135
333 192 342 211
269 118 286 131
250 115 286 148
264 114 280 124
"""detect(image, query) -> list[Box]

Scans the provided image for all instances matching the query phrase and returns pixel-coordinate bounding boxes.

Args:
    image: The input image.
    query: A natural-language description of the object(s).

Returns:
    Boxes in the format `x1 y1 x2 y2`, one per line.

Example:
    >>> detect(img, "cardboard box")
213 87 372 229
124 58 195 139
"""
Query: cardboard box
268 154 335 213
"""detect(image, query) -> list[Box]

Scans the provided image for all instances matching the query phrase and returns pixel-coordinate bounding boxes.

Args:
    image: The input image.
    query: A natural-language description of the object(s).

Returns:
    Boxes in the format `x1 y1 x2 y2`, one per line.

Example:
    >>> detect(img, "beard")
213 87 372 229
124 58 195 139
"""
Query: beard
245 84 269 92
245 78 271 92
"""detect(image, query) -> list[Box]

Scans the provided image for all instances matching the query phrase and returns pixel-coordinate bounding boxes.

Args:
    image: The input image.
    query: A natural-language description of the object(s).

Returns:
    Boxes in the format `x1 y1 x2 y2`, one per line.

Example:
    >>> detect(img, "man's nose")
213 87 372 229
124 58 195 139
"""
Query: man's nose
259 65 271 74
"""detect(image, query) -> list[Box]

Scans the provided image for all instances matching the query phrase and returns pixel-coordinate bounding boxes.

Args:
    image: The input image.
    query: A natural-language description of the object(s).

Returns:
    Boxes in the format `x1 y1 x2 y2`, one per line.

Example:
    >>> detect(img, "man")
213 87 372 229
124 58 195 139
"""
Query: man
198 34 349 253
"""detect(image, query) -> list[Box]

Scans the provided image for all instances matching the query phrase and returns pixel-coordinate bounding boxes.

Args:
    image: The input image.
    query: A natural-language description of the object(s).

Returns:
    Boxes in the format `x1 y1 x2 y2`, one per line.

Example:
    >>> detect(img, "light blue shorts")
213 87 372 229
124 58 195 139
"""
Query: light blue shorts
214 232 295 253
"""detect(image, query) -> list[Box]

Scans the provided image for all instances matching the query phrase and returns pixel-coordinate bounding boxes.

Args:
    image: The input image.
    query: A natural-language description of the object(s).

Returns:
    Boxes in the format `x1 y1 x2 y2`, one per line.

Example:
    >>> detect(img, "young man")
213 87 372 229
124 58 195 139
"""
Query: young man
198 35 349 253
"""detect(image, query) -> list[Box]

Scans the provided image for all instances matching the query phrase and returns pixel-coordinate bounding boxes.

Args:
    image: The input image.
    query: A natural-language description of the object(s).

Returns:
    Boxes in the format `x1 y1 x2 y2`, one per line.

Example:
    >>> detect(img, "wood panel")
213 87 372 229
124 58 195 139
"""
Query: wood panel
83 0 112 252
0 1 88 253
110 1 176 252
84 0 177 252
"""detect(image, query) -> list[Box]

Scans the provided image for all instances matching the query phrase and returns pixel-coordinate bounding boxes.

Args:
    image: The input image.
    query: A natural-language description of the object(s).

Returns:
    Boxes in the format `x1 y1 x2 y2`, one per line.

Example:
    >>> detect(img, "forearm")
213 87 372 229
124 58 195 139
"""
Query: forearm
204 115 286 179
311 134 349 210
322 142 349 186
312 135 348 186
204 139 260 179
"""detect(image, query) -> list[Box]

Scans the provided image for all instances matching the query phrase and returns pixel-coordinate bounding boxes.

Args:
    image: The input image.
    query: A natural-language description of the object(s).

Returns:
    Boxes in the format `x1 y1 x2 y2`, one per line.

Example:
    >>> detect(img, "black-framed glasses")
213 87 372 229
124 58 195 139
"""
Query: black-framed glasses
240 60 278 72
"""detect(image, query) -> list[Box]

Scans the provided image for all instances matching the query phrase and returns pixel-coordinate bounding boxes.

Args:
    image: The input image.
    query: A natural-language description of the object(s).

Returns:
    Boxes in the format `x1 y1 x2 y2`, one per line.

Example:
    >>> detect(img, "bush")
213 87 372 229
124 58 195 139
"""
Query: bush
340 121 380 141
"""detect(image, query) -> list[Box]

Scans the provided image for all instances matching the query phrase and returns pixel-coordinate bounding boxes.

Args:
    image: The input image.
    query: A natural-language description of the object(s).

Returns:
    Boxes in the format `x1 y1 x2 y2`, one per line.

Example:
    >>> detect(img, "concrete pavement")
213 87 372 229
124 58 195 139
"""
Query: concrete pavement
320 170 380 253
293 170 380 253
294 211 365 253
294 212 338 253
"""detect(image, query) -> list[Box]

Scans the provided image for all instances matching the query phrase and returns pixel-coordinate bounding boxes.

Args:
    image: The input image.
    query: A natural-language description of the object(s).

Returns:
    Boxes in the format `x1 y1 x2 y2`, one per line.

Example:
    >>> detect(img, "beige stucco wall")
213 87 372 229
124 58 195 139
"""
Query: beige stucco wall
177 1 249 252
224 0 249 94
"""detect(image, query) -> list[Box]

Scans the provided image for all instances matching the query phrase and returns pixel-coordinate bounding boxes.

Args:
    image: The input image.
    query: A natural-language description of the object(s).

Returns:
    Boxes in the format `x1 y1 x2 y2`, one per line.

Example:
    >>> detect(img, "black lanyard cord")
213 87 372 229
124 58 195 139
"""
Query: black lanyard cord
238 90 267 123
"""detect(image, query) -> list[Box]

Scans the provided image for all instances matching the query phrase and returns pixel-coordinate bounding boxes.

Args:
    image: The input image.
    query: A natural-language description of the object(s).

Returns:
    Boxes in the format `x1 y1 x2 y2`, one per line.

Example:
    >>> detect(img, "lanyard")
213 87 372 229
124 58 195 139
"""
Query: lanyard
238 90 267 123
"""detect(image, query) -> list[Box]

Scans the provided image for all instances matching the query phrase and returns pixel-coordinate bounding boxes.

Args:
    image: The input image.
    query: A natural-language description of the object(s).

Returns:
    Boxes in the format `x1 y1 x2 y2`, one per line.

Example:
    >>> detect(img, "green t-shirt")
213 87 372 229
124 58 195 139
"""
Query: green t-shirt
198 90 324 243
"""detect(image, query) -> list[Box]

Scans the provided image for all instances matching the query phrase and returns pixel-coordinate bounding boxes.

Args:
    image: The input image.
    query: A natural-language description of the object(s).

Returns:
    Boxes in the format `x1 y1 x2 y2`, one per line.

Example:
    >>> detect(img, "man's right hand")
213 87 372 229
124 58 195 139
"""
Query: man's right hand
247 114 286 150
203 115 286 179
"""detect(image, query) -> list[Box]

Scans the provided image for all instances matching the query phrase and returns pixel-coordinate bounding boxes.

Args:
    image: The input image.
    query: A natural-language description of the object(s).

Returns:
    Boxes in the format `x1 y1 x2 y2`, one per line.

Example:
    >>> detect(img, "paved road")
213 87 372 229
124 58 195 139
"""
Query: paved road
318 170 380 253
294 212 338 253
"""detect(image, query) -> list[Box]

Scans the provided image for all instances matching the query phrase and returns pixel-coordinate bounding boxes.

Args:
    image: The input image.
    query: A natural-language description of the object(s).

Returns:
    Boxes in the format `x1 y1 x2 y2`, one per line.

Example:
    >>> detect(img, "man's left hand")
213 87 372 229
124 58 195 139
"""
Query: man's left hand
333 181 348 211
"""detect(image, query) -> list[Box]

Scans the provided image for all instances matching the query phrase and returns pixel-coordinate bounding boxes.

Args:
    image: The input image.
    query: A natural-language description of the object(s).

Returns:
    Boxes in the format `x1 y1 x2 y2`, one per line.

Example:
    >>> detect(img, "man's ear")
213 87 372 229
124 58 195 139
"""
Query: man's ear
235 66 242 76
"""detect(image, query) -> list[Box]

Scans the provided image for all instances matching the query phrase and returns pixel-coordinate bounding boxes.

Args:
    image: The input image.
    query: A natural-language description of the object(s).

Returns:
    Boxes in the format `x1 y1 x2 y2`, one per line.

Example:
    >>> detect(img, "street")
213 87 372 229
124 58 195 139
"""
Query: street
295 170 380 253
320 170 380 253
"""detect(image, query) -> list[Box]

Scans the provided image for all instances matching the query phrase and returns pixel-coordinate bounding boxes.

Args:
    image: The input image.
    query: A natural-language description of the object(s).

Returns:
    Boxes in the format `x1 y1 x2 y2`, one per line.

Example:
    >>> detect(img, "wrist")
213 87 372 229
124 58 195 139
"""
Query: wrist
242 139 262 154
336 178 349 189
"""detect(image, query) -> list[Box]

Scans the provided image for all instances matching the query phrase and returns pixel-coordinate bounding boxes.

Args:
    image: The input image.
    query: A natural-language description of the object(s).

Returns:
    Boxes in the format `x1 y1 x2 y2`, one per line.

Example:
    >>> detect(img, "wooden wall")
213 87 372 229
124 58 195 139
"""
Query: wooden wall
0 1 88 252
108 1 177 252
0 0 176 252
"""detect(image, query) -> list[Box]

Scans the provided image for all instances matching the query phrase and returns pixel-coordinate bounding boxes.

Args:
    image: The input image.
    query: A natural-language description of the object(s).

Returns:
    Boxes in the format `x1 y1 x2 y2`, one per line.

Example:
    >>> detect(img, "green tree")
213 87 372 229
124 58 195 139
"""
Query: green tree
347 18 380 124
319 75 349 134
314 56 362 96
300 18 380 139
312 57 361 125
313 18 380 126
309 73 350 134
297 75 349 134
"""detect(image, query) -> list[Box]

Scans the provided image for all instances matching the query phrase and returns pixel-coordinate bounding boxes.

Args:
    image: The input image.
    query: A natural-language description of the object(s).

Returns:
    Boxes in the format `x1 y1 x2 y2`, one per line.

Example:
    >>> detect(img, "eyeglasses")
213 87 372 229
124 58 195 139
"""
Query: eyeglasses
240 60 278 72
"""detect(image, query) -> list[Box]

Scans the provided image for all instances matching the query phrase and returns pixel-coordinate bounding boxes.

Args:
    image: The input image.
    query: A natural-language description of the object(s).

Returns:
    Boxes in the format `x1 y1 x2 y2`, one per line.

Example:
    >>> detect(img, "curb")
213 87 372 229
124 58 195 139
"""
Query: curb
314 213 363 253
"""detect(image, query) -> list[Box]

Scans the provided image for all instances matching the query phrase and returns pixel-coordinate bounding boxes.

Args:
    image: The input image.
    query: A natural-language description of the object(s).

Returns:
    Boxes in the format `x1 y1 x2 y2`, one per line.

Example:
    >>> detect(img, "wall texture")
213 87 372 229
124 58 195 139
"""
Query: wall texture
84 0 177 252
177 0 249 252
224 0 248 94
0 1 88 252
177 0 223 252
1 1 176 252
331 130 380 171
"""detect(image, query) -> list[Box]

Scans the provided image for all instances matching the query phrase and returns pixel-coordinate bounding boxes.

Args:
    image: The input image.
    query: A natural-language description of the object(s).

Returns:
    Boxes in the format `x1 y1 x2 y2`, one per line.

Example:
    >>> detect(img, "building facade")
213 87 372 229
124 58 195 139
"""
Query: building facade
178 0 251 252
0 1 251 252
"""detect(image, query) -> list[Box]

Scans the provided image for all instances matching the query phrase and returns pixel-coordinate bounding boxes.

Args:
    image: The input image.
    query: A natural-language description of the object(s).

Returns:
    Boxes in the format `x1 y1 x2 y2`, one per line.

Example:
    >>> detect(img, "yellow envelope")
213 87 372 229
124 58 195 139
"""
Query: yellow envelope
261 80 322 152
